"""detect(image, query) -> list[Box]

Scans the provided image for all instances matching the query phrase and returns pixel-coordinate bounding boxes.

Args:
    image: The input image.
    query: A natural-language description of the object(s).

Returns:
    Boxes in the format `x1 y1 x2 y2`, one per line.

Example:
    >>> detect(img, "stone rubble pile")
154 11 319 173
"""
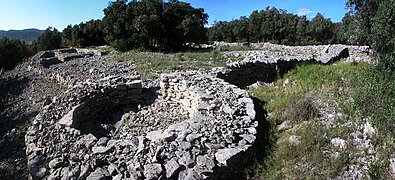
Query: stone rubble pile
214 43 374 88
28 49 137 87
223 43 372 66
25 71 257 179
38 48 108 68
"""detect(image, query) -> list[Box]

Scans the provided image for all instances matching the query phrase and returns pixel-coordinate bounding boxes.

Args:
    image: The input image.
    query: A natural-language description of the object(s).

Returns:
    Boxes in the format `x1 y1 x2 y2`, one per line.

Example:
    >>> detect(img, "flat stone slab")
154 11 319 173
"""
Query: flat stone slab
25 72 257 179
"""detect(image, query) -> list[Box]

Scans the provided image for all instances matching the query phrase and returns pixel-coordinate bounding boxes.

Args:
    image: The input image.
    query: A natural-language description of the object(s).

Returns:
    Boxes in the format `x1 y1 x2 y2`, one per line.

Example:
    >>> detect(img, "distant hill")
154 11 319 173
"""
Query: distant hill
0 29 44 42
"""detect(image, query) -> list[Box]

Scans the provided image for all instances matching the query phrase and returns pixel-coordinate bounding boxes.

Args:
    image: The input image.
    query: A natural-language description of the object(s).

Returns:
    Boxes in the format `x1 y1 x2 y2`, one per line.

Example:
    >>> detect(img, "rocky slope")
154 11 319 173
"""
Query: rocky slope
1 43 388 179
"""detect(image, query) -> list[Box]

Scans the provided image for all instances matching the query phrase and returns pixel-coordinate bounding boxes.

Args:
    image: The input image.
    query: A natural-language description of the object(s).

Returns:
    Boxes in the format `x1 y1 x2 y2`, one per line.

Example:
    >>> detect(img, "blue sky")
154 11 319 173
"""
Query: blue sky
0 0 348 30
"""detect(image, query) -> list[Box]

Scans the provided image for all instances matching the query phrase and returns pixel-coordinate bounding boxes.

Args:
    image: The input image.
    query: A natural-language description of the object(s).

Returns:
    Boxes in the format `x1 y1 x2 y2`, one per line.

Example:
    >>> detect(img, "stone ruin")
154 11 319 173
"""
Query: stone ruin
38 48 108 68
25 70 257 179
24 43 374 179
28 48 135 88
217 43 374 88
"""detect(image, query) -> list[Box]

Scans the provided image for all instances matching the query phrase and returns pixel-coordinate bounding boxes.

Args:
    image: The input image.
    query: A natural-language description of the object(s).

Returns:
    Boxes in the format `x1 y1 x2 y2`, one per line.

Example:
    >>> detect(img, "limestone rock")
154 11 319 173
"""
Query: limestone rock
196 155 215 170
186 133 202 142
363 122 375 138
58 105 80 127
331 138 347 150
48 157 64 169
76 133 97 149
215 148 245 166
92 146 111 154
143 163 163 180
390 158 395 177
178 169 202 180
86 168 110 180
165 159 181 178
288 135 301 145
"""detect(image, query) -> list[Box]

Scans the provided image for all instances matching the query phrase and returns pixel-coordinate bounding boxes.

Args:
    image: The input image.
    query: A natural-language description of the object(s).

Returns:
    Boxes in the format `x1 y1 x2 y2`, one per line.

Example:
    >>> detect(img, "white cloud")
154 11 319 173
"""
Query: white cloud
297 8 313 16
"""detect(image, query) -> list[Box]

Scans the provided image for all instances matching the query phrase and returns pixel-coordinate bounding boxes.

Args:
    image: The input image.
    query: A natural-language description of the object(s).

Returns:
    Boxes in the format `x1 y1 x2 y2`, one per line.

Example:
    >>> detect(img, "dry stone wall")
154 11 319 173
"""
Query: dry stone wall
216 44 373 88
25 42 370 179
28 48 136 88
215 41 373 63
25 69 257 179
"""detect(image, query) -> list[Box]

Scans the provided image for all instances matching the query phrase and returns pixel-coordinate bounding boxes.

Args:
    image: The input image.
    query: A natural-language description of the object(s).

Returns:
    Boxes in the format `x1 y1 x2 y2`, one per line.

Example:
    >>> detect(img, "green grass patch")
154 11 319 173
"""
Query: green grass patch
248 62 377 178
251 62 366 113
110 50 226 79
352 66 395 136
260 123 348 179
351 65 395 179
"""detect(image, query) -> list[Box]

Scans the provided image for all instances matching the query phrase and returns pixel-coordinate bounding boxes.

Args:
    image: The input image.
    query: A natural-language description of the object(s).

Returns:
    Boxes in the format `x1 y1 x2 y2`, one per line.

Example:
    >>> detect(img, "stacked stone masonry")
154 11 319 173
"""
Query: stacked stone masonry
25 67 257 179
27 48 136 88
24 43 375 179
216 43 374 88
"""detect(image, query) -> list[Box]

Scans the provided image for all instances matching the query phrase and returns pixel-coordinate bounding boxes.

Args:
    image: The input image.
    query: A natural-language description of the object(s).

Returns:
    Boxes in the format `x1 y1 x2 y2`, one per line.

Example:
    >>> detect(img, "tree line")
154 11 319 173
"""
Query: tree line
0 0 208 70
33 0 208 52
208 7 335 45
2 0 395 72
342 0 395 74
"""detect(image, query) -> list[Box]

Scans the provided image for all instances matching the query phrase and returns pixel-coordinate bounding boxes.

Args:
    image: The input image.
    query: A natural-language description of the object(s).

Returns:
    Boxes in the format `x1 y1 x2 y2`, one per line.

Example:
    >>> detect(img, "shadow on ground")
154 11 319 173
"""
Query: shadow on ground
0 75 34 179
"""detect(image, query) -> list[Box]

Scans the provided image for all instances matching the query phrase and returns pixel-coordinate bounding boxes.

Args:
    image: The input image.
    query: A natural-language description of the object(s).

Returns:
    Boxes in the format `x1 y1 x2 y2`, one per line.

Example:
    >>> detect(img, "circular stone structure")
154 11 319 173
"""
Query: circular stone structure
25 72 257 179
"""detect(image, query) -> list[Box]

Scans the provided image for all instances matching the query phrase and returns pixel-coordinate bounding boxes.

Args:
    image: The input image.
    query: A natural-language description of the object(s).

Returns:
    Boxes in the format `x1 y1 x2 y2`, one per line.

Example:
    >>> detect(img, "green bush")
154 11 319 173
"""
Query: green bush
0 37 32 70
352 66 395 137
287 97 318 122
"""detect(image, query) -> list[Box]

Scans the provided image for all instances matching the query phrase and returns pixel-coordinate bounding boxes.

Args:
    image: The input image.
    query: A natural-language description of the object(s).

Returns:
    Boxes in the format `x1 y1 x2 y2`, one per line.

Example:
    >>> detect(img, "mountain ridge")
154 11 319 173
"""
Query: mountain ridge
0 28 44 42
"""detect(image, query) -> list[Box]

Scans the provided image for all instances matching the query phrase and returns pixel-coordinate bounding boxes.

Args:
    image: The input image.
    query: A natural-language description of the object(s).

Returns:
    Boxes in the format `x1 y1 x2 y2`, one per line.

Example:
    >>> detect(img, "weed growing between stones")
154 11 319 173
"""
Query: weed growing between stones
249 62 395 179
109 50 227 79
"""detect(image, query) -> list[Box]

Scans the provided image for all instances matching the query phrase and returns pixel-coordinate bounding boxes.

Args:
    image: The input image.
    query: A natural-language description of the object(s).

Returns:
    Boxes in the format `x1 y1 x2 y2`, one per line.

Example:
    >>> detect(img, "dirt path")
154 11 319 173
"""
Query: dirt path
0 63 65 179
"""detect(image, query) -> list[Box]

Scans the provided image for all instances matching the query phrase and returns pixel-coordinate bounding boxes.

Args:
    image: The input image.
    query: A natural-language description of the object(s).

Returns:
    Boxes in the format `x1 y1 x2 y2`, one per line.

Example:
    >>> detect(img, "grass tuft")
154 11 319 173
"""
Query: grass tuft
110 50 226 79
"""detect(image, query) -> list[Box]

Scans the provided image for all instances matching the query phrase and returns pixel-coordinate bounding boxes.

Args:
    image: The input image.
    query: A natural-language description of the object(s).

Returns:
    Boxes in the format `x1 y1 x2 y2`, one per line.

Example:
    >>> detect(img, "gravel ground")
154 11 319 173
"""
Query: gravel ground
0 62 66 179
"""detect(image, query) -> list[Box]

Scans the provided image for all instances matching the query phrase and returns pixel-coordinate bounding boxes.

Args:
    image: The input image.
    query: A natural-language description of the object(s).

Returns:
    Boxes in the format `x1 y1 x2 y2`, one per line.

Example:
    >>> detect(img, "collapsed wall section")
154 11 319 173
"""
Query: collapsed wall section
217 44 372 88
25 72 257 180
27 48 136 88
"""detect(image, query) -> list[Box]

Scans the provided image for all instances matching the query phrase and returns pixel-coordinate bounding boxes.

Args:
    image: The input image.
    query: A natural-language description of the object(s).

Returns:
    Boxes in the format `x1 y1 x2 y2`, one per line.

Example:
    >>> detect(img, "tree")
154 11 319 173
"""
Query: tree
161 1 208 50
0 37 32 70
346 0 379 45
101 0 208 51
102 0 133 52
249 10 263 42
306 13 334 44
134 14 162 49
207 21 225 43
296 16 308 45
208 6 334 46
231 16 250 42
62 25 73 47
33 27 62 51
371 0 395 73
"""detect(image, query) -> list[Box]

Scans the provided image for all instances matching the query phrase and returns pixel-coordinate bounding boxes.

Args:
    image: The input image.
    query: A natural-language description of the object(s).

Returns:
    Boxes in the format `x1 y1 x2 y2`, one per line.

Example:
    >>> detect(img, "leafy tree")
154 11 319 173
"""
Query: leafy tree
296 16 308 45
134 14 162 48
102 0 133 52
345 0 395 74
101 0 208 51
371 0 395 74
231 16 250 42
207 21 225 43
208 7 334 45
0 37 32 70
33 27 62 51
335 13 357 44
161 1 208 50
62 25 73 47
346 0 379 45
249 10 263 42
306 13 334 44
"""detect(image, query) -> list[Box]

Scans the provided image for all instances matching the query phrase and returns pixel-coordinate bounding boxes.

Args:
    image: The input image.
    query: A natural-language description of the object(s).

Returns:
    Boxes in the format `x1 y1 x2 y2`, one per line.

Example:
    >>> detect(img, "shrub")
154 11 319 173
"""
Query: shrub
0 37 32 70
